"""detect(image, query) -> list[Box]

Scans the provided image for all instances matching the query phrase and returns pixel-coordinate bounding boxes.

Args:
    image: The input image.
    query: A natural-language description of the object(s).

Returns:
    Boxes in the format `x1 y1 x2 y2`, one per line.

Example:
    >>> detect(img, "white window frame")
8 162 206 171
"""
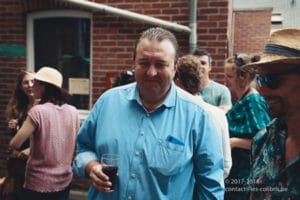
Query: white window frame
26 10 92 120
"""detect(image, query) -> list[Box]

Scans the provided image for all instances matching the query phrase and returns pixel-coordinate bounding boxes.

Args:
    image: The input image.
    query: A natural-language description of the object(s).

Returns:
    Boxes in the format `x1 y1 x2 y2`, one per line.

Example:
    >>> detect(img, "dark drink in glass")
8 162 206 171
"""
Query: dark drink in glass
101 154 119 191
102 165 118 190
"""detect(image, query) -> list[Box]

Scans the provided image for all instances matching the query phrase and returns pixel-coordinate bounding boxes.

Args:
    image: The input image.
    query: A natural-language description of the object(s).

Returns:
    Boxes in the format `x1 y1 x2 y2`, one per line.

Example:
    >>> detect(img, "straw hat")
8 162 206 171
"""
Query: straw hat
33 67 63 88
242 28 300 70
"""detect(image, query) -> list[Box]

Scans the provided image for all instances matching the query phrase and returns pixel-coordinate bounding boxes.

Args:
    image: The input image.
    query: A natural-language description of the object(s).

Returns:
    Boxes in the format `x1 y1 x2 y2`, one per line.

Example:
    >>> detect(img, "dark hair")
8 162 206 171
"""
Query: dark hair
38 81 70 106
192 48 212 63
5 71 31 121
133 27 179 64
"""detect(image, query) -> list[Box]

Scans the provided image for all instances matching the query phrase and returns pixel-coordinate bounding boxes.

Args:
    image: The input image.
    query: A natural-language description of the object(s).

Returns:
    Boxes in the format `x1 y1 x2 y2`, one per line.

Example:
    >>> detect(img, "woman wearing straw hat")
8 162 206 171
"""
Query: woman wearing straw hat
243 28 300 199
9 67 80 200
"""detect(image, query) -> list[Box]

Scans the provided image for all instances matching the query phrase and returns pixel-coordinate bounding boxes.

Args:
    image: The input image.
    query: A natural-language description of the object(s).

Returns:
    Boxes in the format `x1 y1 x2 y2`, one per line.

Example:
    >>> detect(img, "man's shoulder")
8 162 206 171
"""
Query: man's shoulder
177 87 202 106
252 119 279 152
209 80 229 91
102 83 136 98
199 100 224 116
176 87 209 113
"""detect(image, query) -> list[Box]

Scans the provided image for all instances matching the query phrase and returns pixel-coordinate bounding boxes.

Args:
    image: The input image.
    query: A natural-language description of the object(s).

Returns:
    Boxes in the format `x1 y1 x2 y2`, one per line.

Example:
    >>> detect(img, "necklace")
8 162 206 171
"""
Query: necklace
240 87 251 100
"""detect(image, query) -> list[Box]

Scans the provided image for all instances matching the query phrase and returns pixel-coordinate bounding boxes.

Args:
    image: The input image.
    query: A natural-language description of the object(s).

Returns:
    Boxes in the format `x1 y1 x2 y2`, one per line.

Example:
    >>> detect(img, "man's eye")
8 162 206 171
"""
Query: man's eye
138 62 168 69
138 62 150 68
201 61 207 65
155 63 168 68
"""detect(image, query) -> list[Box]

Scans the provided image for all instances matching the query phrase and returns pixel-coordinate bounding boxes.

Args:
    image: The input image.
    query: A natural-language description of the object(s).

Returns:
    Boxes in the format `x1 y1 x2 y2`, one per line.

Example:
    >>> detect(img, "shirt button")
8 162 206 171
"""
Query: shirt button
131 173 136 178
128 196 132 200
135 151 140 156
140 132 144 136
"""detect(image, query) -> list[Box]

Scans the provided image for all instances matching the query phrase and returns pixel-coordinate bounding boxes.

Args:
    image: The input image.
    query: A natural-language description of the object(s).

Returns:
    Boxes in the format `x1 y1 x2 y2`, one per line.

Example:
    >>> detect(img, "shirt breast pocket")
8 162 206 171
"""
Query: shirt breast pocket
147 139 185 176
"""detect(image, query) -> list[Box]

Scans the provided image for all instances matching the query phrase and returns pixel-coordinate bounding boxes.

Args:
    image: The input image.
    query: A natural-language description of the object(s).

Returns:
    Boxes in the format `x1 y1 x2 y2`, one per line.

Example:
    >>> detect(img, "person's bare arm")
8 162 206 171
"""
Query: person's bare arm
230 137 252 150
9 116 35 149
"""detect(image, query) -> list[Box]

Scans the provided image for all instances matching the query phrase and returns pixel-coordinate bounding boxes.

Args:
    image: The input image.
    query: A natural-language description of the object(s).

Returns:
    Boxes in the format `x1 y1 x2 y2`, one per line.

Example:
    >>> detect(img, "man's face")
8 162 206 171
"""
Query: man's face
197 55 211 79
257 66 300 119
134 38 177 103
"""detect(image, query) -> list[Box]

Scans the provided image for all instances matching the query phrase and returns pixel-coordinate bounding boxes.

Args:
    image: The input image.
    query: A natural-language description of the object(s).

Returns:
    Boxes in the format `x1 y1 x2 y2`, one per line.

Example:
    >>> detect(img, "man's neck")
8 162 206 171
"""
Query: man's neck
141 93 167 112
281 112 300 164
285 114 300 163
202 79 210 88
284 113 300 139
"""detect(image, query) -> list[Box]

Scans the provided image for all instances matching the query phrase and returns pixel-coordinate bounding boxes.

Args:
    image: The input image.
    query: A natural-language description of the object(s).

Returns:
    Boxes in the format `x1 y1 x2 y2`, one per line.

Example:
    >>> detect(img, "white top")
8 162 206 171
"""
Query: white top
192 95 232 179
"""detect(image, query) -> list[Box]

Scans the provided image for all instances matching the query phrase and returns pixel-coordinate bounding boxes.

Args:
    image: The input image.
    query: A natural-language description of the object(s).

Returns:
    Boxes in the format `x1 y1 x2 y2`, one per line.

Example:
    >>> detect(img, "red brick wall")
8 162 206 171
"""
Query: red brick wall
232 9 272 54
0 0 26 175
0 0 230 176
196 0 230 81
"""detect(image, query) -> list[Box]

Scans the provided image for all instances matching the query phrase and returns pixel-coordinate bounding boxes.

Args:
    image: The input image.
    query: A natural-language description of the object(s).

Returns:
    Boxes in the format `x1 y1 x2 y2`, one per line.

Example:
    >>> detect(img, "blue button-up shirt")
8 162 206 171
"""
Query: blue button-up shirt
73 82 224 200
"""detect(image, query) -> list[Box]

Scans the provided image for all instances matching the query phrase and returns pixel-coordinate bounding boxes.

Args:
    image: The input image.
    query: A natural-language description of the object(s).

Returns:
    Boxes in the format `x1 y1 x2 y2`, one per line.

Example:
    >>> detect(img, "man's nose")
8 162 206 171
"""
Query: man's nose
223 76 228 86
257 84 271 96
146 65 158 76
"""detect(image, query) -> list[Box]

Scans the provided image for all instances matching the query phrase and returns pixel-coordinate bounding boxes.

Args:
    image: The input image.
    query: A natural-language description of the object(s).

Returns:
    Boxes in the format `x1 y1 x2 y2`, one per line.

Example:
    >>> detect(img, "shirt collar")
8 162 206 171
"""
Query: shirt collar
127 82 177 109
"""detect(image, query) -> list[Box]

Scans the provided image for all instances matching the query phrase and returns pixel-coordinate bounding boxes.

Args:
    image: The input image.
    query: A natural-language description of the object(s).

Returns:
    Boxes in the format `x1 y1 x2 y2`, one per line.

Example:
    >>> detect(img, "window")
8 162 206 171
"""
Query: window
271 13 283 30
27 10 91 111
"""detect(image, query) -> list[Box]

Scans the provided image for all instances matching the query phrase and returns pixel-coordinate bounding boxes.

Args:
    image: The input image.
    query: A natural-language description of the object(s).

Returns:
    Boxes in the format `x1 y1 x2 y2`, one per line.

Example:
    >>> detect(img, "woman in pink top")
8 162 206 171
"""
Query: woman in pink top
9 67 80 200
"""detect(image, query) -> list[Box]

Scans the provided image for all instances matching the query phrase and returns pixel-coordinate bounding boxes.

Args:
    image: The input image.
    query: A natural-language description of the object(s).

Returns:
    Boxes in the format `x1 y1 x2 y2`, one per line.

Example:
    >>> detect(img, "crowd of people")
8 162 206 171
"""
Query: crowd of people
0 27 299 200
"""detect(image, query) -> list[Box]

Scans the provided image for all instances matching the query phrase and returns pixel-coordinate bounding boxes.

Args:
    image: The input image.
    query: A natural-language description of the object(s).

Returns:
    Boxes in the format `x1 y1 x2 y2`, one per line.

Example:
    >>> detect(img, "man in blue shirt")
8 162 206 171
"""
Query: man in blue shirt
73 27 224 200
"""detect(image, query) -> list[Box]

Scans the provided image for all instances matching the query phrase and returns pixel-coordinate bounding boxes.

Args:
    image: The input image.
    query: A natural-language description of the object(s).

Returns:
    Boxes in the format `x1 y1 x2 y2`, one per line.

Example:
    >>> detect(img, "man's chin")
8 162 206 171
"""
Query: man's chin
140 82 160 91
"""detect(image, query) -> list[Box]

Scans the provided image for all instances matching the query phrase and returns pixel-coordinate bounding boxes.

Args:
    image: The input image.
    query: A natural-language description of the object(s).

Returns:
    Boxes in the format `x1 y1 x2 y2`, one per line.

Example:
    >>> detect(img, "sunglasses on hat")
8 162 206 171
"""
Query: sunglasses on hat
256 68 300 89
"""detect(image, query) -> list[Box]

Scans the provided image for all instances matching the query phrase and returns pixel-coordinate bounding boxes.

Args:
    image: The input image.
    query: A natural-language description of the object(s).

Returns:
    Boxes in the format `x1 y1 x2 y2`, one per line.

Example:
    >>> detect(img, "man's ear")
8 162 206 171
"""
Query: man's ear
208 61 212 72
174 62 178 73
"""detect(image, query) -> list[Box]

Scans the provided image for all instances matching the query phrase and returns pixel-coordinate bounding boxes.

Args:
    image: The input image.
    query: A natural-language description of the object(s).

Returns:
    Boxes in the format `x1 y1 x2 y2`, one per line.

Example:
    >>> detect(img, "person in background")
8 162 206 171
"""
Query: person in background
243 28 300 199
9 67 80 200
223 54 270 200
72 27 224 200
112 70 135 87
6 71 35 150
192 48 232 112
175 54 232 179
1 71 36 200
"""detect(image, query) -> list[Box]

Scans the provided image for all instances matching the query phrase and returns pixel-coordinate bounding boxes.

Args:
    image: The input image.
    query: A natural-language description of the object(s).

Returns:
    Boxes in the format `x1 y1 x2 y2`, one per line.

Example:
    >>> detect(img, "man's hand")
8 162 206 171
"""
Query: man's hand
86 161 112 192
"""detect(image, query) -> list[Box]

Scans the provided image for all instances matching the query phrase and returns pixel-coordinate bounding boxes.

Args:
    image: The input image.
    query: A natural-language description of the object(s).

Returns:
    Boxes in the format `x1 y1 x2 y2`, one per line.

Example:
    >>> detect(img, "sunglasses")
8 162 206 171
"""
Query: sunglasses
256 68 300 89
234 54 246 67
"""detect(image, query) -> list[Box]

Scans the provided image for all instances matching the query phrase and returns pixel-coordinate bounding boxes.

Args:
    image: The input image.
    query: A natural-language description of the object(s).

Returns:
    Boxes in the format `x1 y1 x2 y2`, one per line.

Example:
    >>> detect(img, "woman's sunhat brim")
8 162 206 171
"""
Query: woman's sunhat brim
242 54 300 71
34 76 72 96
242 28 300 71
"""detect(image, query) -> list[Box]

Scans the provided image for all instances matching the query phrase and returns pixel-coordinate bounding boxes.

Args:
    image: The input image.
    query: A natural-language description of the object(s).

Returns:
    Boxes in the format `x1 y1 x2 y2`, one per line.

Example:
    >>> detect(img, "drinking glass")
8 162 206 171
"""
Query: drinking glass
101 154 119 191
